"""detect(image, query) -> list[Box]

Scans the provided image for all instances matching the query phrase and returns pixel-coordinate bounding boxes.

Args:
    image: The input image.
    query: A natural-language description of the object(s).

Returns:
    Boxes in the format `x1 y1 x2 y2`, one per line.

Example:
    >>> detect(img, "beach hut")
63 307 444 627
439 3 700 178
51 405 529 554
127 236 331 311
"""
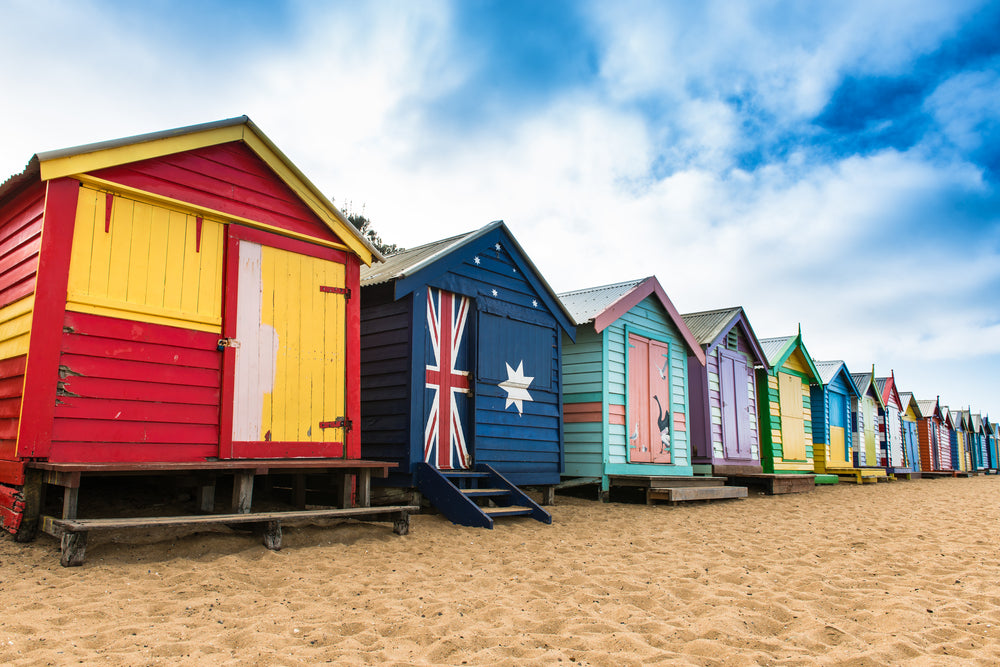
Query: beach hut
916 397 950 473
950 409 970 473
809 360 863 482
989 421 1000 472
680 306 769 477
358 221 576 528
875 372 911 478
849 369 888 480
969 413 990 473
941 408 964 475
754 332 821 492
0 117 421 559
899 392 922 475
558 279 745 504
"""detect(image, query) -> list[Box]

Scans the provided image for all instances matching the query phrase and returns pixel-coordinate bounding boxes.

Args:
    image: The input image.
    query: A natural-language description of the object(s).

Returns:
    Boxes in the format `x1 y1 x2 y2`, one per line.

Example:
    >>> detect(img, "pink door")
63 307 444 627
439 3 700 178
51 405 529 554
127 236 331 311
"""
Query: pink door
627 333 672 464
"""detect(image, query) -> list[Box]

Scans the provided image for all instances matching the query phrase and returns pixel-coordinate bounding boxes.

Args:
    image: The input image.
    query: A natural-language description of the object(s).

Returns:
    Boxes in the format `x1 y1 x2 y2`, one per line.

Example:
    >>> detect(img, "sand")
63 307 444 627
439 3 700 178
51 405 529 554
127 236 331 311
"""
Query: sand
1 475 999 666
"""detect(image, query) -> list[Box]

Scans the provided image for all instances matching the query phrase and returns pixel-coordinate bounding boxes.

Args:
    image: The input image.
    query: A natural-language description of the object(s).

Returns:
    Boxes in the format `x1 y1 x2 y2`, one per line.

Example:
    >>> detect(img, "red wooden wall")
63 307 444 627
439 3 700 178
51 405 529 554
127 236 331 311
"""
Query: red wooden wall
91 142 339 245
0 181 45 460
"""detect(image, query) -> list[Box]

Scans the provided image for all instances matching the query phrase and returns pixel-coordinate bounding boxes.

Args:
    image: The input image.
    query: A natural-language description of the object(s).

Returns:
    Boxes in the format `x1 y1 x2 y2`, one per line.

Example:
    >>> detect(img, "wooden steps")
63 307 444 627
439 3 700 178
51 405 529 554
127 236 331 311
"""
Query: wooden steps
415 463 551 529
646 486 747 505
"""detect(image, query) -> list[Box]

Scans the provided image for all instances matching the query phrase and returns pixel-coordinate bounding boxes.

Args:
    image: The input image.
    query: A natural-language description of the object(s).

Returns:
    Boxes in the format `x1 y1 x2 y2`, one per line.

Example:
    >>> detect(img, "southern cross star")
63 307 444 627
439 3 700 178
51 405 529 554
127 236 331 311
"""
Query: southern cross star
498 361 534 415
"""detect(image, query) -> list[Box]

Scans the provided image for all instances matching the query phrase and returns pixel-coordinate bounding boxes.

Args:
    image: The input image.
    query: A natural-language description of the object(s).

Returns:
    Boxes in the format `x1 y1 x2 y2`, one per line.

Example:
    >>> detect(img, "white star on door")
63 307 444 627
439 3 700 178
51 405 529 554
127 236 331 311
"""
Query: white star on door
498 361 534 415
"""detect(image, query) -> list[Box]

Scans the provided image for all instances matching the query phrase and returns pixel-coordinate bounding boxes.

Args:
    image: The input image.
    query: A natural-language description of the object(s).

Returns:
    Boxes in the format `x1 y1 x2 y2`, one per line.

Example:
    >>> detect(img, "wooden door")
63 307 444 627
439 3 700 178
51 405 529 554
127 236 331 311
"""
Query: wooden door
862 398 878 465
829 391 849 466
778 372 806 460
720 350 751 460
423 287 473 470
627 334 672 464
227 236 346 458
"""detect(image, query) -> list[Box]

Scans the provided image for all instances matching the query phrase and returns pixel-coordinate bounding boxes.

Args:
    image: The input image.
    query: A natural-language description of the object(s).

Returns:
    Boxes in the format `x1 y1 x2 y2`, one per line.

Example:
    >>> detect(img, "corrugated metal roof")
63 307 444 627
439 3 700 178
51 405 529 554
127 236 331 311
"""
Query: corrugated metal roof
0 156 39 203
916 399 938 416
874 376 888 395
557 278 645 324
359 227 478 286
850 372 872 396
971 413 984 431
813 360 847 386
680 307 742 347
758 336 793 366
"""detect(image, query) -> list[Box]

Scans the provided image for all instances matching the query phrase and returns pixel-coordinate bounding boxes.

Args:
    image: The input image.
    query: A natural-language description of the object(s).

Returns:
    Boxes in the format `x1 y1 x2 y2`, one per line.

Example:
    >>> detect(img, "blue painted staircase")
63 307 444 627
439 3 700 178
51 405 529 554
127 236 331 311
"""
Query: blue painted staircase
415 463 552 529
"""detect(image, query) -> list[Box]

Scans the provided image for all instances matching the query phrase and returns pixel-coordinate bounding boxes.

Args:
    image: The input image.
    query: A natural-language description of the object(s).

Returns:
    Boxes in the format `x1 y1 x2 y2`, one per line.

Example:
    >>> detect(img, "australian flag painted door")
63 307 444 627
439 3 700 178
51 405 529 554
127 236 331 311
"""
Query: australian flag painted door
424 288 473 469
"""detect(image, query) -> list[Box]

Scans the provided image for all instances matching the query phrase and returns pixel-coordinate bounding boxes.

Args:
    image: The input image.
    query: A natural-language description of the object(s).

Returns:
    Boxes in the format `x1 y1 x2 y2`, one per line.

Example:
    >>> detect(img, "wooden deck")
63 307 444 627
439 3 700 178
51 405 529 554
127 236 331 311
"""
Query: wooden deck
22 459 405 565
723 473 815 495
606 475 748 505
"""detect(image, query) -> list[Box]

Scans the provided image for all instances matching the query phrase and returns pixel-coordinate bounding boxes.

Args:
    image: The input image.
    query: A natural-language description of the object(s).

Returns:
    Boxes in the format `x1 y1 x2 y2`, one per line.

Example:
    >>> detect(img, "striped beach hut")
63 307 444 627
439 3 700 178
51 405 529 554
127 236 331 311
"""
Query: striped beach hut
559 278 745 503
681 306 769 477
875 373 909 476
810 360 862 481
988 420 1000 472
0 117 402 544
941 408 963 474
849 369 888 479
755 332 821 488
951 409 971 472
916 397 950 473
358 221 576 527
899 392 922 475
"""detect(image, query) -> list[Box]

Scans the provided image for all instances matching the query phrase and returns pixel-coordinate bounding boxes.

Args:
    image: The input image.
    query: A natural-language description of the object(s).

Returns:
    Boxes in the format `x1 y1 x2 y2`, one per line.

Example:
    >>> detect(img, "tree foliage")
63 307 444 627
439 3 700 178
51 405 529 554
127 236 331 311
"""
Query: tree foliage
335 199 403 256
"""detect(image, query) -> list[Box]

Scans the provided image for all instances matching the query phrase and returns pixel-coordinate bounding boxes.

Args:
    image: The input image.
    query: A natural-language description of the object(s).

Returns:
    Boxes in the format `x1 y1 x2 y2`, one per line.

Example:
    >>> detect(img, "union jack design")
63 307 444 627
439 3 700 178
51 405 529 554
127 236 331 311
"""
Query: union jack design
424 288 472 469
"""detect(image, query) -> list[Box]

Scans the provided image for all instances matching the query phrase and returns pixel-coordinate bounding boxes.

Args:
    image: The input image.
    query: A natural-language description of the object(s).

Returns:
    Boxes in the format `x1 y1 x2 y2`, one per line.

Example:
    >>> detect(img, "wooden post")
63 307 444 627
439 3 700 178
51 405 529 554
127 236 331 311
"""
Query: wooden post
62 486 80 519
232 471 254 513
538 485 555 506
197 475 216 513
393 511 410 536
14 469 43 543
338 472 353 508
357 469 371 508
61 531 87 567
262 520 282 550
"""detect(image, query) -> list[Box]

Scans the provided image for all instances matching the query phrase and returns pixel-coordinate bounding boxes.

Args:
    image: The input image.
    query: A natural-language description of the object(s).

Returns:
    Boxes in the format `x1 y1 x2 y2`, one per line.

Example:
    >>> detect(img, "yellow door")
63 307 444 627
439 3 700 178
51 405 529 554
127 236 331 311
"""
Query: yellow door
829 426 848 466
778 372 806 460
232 240 346 446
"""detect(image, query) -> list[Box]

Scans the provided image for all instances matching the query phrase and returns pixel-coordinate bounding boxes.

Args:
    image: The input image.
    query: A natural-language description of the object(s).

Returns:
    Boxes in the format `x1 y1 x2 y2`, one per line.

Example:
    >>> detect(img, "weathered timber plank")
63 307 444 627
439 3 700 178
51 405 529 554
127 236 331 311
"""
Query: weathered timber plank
647 486 748 504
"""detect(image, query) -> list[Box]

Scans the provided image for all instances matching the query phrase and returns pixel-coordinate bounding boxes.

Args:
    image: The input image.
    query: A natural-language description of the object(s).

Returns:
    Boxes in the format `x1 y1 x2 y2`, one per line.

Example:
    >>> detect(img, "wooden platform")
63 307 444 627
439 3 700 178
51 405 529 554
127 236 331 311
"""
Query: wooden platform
606 475 747 505
826 467 882 485
22 459 403 564
723 473 815 495
646 486 747 505
43 505 418 567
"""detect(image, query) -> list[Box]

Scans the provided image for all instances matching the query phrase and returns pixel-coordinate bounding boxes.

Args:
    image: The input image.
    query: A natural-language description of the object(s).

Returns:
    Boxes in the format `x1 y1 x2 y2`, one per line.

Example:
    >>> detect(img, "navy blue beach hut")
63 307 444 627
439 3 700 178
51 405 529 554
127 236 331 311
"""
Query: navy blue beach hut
359 221 576 528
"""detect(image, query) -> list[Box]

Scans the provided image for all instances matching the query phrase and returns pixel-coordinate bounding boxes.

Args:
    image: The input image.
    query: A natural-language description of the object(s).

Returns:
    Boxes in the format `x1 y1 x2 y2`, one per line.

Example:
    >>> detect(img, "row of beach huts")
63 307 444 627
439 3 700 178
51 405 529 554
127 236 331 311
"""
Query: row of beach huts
0 117 994 565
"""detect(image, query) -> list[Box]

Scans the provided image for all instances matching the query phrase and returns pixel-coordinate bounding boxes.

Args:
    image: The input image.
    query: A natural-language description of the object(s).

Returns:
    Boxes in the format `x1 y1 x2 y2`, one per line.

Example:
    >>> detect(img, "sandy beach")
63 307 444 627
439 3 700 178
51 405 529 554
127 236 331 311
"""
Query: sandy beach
1 475 998 666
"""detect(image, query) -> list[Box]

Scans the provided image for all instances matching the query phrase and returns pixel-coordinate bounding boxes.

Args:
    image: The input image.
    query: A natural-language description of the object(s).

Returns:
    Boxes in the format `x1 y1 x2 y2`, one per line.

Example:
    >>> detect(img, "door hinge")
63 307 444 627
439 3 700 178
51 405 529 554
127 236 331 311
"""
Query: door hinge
320 417 353 431
320 286 351 298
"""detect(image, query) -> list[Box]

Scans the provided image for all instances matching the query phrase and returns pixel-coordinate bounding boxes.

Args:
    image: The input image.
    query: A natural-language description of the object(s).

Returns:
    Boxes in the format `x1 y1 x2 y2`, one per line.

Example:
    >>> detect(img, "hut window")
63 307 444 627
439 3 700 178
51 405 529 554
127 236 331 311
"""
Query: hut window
726 330 738 351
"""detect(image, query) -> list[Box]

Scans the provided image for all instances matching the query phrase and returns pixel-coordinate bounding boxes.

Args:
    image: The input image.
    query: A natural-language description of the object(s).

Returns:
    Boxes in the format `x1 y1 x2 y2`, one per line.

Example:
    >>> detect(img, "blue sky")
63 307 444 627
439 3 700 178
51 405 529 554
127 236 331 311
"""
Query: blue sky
2 0 999 415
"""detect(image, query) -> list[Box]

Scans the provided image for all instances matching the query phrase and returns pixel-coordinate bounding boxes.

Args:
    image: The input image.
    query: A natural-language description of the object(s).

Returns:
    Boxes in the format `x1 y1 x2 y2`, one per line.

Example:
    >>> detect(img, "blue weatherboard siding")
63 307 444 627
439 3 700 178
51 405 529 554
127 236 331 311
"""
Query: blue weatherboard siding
361 224 572 488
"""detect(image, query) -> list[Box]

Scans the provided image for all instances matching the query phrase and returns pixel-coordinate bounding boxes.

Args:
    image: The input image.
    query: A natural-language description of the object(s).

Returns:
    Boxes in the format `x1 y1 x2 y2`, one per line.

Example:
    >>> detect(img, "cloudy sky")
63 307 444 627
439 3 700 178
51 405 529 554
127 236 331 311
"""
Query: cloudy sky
3 0 999 415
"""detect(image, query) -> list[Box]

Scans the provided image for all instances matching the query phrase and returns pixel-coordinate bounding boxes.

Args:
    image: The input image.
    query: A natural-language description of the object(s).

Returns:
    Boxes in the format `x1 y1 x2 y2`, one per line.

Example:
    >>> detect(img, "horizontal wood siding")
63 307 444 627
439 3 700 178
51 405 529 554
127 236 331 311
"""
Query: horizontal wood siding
0 181 44 461
50 312 221 462
359 286 411 469
91 142 341 245
606 295 690 471
66 187 225 333
561 326 604 478
0 181 44 311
